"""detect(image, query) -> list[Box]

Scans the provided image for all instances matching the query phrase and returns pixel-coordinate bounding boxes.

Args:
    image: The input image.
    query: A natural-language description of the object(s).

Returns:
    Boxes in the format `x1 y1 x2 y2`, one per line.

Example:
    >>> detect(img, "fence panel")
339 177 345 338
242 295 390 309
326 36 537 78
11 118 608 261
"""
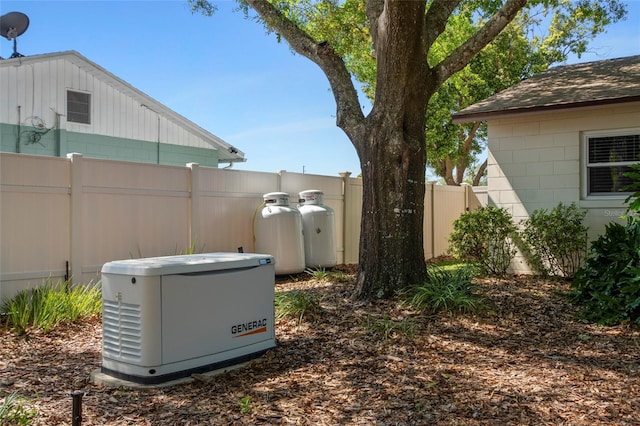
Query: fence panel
0 153 486 301
432 185 468 257
0 154 71 297
77 156 191 281
343 175 362 265
195 167 279 254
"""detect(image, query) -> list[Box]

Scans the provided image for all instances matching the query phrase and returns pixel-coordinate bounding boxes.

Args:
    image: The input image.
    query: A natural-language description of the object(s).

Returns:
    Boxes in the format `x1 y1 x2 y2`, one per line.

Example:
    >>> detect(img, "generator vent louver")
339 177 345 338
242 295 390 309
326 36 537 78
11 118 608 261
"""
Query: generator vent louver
102 300 142 361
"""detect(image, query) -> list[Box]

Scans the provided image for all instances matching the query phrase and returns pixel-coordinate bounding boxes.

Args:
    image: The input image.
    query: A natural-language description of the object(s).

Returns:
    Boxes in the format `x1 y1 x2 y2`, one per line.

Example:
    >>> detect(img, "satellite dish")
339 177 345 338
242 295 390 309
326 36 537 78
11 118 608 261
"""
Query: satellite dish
0 12 30 58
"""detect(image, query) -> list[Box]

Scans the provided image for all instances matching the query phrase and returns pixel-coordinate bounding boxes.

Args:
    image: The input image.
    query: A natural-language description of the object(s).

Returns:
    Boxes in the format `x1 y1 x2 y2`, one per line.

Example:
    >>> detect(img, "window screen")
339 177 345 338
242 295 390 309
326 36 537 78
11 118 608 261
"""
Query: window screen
586 133 640 195
67 90 91 124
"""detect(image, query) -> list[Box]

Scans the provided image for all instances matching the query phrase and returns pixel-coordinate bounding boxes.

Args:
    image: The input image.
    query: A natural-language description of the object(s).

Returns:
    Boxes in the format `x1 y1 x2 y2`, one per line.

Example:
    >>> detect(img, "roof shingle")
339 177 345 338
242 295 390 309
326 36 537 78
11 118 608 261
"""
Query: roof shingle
453 55 640 123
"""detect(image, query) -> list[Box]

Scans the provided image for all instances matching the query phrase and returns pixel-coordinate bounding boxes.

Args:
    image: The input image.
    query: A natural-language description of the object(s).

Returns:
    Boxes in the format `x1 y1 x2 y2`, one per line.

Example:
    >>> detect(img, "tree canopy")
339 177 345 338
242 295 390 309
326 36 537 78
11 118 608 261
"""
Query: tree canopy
191 0 627 299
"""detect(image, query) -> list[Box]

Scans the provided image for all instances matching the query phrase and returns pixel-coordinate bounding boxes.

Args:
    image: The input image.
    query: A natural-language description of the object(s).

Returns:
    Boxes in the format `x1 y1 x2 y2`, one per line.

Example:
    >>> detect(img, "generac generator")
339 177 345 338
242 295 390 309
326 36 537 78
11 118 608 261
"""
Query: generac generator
99 252 275 385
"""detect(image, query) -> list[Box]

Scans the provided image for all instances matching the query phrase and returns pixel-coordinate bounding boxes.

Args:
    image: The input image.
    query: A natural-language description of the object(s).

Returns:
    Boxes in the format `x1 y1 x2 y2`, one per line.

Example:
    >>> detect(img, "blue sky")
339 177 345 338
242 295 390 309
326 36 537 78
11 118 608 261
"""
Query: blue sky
2 1 639 177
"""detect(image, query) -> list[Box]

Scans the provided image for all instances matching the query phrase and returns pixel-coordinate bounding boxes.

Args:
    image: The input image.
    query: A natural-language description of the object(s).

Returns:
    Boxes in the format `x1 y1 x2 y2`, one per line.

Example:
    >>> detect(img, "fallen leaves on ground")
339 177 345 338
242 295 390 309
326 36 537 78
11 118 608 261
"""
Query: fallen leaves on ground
1 270 639 425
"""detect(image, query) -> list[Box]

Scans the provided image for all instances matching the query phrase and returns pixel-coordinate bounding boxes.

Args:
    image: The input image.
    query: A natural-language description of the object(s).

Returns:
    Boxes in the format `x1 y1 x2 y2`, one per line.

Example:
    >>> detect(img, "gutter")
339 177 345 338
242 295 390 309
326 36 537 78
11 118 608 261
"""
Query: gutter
452 97 640 124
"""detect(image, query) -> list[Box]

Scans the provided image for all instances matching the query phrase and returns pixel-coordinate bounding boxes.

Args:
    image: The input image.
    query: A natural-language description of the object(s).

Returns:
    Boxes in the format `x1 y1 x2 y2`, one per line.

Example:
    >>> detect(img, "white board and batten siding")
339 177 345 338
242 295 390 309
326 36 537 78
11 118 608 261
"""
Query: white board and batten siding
0 51 221 150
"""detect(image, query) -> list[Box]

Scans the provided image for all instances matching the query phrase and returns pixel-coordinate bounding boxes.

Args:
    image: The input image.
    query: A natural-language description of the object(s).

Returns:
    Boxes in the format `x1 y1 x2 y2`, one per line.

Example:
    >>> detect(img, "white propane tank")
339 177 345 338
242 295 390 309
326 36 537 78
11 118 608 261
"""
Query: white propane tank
254 192 306 275
298 190 337 269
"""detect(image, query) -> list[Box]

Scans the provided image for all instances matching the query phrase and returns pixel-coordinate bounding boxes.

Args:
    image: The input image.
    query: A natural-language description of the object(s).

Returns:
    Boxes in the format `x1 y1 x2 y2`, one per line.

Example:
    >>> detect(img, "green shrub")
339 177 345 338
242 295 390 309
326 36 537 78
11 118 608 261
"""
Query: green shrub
1 280 101 334
448 206 518 275
275 290 323 324
568 218 640 325
0 392 37 426
519 202 588 279
623 158 640 215
403 266 483 315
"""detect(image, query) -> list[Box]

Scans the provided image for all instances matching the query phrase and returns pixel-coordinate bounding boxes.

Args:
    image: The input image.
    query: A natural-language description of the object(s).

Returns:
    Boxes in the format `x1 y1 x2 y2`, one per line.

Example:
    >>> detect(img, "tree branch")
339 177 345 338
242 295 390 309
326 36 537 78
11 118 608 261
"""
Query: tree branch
366 0 385 56
432 0 527 87
244 0 365 139
424 0 463 49
473 159 488 186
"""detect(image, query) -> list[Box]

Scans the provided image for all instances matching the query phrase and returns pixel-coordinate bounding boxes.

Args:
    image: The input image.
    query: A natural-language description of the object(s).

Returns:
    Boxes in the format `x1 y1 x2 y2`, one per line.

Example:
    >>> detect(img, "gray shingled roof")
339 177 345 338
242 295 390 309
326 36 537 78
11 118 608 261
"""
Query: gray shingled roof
453 55 640 123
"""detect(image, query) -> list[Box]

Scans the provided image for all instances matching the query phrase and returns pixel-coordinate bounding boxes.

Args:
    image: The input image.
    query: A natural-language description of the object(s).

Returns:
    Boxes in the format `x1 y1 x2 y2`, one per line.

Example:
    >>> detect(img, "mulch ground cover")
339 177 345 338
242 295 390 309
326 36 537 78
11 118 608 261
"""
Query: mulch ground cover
1 267 639 425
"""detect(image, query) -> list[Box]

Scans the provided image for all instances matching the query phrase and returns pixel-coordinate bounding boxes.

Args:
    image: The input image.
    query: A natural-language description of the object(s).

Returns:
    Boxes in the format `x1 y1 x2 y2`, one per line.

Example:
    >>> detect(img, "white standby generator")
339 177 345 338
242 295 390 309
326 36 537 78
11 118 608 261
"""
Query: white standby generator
100 252 276 385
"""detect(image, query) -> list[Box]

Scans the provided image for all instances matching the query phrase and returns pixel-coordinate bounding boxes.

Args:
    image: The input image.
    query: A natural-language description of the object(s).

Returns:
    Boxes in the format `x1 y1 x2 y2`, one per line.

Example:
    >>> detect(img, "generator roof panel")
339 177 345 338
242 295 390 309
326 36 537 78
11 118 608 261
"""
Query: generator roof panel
101 253 274 276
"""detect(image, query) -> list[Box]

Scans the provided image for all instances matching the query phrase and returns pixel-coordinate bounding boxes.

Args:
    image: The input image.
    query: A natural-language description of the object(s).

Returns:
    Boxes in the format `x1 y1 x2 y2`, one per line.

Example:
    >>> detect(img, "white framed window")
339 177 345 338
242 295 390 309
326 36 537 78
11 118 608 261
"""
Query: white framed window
67 90 91 124
582 129 640 198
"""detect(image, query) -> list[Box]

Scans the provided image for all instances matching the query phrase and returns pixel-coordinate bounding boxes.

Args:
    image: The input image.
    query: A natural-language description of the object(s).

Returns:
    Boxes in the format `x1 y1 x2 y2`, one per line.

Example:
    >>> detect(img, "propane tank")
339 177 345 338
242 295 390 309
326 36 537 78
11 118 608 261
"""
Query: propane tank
298 190 337 268
254 192 305 275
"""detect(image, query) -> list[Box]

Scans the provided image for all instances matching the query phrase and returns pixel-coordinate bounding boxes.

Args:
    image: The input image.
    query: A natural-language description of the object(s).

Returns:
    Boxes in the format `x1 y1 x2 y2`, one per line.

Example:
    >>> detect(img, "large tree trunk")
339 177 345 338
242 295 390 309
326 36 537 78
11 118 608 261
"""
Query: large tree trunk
352 0 430 299
354 122 428 298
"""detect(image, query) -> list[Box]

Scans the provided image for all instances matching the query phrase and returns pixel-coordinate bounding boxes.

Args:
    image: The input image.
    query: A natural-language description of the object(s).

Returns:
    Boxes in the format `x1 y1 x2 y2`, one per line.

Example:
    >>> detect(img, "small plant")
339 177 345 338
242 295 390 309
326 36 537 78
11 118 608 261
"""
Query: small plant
237 396 251 414
0 392 37 426
519 202 588 279
448 207 518 275
305 267 330 281
363 314 415 340
404 266 483 315
326 270 353 284
275 290 323 324
176 239 206 255
1 279 101 334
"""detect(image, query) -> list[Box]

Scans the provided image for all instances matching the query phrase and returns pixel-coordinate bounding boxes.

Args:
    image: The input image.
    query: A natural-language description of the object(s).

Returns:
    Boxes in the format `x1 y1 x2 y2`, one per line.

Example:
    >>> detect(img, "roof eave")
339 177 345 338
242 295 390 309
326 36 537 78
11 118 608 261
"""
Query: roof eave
453 96 640 124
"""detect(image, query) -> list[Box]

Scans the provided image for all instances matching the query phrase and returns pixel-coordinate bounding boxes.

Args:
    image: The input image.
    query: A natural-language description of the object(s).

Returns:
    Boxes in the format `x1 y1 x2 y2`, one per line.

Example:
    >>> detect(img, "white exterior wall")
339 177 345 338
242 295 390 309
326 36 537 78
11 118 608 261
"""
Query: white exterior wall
487 102 640 273
0 53 216 149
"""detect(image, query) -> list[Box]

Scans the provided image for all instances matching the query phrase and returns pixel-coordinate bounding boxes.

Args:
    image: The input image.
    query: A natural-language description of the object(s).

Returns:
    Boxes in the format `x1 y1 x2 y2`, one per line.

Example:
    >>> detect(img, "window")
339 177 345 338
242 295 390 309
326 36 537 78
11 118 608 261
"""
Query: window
584 130 640 197
67 90 91 124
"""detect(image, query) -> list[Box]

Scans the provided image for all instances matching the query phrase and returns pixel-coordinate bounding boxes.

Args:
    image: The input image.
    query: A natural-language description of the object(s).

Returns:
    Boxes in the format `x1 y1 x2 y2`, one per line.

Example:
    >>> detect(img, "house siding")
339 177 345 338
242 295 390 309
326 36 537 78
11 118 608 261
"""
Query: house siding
0 123 219 167
1 52 232 166
487 102 640 273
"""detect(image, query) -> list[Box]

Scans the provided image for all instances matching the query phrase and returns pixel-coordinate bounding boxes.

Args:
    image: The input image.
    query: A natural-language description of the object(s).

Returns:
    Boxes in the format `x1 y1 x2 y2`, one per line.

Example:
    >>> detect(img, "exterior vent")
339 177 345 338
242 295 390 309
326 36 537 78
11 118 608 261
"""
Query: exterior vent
102 300 142 362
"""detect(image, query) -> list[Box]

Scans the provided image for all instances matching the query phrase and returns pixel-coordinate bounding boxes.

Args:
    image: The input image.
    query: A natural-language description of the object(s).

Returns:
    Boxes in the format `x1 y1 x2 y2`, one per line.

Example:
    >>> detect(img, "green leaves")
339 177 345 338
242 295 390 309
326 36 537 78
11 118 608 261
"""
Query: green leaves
0 280 101 335
569 218 640 325
519 202 588 279
275 290 323 324
623 157 640 216
403 265 483 315
448 206 518 275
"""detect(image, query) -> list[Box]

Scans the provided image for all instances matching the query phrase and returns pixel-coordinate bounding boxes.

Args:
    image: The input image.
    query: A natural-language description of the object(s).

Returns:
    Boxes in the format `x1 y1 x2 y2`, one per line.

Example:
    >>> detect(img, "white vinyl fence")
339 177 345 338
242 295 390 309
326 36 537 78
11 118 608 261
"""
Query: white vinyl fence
0 152 486 301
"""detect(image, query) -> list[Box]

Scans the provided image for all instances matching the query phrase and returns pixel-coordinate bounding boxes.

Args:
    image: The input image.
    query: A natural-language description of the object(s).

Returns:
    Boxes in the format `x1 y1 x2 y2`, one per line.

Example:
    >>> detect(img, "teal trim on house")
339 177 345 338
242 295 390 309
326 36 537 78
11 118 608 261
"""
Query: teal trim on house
0 123 219 167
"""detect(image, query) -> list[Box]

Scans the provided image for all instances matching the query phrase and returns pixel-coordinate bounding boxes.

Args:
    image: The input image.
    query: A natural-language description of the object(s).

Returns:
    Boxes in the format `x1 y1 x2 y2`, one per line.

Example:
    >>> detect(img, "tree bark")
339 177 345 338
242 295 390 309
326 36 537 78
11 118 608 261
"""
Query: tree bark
473 159 488 186
349 0 431 298
354 119 428 298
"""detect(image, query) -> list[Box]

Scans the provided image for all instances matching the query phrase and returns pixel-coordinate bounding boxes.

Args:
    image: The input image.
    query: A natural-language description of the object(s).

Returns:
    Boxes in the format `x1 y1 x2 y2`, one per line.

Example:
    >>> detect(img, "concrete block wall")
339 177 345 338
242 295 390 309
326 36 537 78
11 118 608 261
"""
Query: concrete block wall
486 103 640 273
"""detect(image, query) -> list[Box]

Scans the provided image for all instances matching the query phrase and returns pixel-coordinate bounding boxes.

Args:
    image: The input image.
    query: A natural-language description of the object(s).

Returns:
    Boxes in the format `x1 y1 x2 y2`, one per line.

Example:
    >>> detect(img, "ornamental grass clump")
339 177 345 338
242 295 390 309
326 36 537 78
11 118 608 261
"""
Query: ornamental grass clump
1 279 101 335
0 392 37 426
275 290 323 324
404 265 483 315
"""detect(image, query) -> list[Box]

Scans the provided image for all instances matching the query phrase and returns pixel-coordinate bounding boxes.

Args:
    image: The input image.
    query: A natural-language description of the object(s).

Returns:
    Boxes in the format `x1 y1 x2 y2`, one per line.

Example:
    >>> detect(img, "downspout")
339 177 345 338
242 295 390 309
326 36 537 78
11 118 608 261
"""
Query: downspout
54 110 61 157
156 115 160 164
16 106 21 153
339 171 351 265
